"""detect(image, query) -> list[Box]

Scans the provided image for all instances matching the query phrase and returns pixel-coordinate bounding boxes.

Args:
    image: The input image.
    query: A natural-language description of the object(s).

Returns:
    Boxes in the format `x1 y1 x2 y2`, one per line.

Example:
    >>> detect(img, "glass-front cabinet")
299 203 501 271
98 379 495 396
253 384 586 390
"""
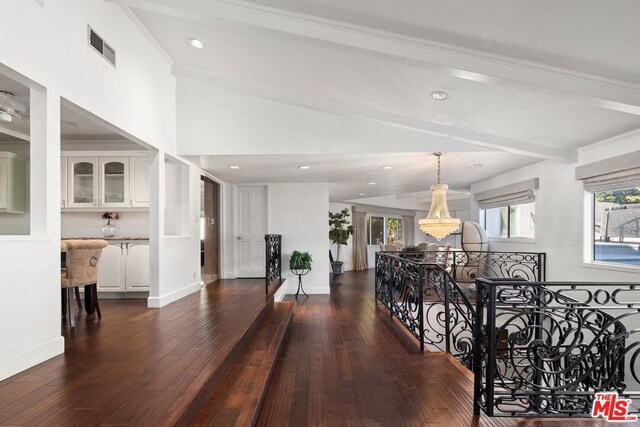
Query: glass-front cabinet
67 157 99 208
99 157 129 208
66 156 133 208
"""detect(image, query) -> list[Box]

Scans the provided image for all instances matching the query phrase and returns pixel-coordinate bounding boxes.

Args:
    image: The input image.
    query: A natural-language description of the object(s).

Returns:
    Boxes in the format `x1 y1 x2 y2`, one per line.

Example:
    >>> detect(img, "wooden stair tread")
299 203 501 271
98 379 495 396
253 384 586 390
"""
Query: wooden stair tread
191 302 294 427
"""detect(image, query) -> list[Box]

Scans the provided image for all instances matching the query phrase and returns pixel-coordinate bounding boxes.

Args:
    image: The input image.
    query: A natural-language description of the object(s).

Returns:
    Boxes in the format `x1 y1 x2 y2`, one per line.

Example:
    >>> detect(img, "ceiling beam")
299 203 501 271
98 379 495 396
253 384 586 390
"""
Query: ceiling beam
110 0 640 116
174 64 577 162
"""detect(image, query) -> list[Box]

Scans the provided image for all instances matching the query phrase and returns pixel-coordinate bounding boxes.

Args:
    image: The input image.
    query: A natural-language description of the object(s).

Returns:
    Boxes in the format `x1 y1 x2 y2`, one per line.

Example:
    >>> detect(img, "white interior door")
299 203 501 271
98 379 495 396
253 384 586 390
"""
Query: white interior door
234 185 267 278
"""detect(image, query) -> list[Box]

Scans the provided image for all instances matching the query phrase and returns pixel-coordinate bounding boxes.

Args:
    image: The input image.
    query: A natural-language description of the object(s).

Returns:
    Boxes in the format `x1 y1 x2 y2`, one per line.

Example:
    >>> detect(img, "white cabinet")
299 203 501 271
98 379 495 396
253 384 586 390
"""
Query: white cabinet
97 240 150 292
0 152 27 214
129 157 150 207
67 157 98 208
62 153 149 210
99 157 129 208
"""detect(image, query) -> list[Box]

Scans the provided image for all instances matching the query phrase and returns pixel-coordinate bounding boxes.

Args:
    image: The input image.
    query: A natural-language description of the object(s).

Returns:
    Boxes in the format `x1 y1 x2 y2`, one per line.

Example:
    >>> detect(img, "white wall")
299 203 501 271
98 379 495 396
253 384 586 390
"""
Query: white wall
270 183 330 294
470 134 640 282
0 0 196 380
329 202 354 271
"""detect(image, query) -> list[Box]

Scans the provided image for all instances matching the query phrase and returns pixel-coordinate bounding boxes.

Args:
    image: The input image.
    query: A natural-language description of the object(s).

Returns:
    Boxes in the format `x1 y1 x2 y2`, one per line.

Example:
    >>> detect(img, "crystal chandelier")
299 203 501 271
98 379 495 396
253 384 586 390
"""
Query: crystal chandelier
418 153 461 240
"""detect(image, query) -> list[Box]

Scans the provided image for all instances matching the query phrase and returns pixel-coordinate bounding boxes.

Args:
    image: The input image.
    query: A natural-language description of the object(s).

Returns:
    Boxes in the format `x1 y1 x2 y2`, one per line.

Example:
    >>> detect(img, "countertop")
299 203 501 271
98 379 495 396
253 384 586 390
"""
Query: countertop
62 236 149 241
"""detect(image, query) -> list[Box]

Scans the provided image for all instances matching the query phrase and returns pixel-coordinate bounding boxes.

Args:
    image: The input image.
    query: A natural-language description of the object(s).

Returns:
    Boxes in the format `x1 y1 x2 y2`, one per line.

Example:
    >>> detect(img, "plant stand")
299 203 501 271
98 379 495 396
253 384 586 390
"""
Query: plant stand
290 267 310 300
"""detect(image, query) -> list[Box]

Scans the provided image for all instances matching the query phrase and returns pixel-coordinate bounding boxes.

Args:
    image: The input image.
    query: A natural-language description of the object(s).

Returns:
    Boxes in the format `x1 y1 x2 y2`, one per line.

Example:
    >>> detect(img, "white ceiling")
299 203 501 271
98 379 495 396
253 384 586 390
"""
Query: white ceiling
189 151 538 202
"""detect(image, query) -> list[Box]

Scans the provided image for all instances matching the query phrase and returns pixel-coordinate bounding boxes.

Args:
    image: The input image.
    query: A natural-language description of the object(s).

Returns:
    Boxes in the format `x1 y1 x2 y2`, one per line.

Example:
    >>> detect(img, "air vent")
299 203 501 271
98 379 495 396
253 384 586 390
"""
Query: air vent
87 26 116 67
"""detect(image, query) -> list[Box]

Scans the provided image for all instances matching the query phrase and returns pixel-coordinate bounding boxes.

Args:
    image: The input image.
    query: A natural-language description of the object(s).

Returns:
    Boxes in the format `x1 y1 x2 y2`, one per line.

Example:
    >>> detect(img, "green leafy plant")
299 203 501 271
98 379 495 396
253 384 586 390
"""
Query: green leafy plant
290 250 313 270
329 208 354 262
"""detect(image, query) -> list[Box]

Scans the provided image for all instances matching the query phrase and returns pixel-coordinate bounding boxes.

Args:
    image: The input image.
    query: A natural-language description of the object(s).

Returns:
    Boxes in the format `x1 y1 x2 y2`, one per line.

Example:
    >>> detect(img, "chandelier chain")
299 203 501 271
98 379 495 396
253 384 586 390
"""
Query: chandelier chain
436 153 442 184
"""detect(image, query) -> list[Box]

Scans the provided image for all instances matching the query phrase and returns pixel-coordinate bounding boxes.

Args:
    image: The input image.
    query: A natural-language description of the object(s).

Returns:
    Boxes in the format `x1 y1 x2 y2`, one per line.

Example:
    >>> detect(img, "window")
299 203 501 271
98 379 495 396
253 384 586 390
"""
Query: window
367 215 404 245
480 202 535 239
593 187 640 267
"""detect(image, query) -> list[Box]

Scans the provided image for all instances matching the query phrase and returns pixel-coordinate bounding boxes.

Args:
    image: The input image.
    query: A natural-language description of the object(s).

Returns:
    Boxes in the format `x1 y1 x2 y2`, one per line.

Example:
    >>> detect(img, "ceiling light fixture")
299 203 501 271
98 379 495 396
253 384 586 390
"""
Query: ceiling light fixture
381 166 392 170
358 193 365 196
228 165 239 169
470 164 483 169
418 153 461 240
189 38 205 49
298 165 310 170
431 91 448 101
367 182 376 185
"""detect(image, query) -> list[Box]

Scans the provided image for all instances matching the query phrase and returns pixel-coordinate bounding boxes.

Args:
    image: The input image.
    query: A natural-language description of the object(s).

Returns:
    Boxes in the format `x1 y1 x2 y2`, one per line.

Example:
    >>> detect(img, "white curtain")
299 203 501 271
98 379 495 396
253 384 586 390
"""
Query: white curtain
474 178 539 209
576 150 640 192
353 210 368 271
402 215 415 246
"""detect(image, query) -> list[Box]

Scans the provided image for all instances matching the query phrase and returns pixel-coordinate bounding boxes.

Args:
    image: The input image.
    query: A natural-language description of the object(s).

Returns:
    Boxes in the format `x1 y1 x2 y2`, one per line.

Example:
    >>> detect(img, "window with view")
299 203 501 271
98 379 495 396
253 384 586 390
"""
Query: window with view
366 215 404 245
593 187 640 267
480 202 535 239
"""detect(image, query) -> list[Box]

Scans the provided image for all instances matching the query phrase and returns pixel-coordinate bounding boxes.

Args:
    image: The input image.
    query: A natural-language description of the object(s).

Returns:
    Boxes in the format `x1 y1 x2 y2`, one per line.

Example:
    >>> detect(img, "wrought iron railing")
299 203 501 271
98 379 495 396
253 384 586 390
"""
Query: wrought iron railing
375 250 546 364
265 234 282 293
473 278 640 418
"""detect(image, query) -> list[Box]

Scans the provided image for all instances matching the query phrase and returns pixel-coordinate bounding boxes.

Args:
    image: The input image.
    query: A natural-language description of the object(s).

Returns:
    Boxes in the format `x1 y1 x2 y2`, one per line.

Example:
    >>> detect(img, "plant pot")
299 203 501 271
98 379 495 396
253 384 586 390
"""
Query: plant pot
102 223 116 238
331 261 343 283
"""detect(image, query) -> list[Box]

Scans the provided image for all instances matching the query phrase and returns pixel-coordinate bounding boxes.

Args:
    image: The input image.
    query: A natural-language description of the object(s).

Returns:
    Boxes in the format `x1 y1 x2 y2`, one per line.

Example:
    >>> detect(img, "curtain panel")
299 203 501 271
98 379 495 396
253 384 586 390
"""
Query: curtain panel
402 214 415 246
353 209 368 271
575 150 640 192
474 178 539 210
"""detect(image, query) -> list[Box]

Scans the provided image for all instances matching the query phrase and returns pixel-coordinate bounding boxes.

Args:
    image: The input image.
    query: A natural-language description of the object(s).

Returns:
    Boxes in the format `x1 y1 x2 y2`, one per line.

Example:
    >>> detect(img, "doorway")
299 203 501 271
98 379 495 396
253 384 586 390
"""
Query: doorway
234 185 267 278
201 176 220 284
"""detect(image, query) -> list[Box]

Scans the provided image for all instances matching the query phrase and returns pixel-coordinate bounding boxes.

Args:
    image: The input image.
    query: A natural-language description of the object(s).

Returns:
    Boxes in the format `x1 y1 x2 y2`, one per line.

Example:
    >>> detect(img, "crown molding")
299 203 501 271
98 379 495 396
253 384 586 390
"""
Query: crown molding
113 2 174 65
173 63 577 162
578 127 640 153
110 0 640 116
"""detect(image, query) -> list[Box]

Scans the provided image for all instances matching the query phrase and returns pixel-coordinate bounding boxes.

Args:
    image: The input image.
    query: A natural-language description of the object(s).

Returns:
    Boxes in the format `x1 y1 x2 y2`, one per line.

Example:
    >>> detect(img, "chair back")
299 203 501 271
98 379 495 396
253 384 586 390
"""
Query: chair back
423 243 439 262
62 239 108 288
383 243 397 252
454 221 489 283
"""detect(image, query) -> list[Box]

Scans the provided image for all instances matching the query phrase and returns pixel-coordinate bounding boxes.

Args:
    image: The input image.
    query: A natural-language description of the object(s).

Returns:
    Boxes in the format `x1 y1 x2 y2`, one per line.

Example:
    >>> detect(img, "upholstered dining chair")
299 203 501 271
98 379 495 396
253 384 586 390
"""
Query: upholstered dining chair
451 221 489 297
61 239 107 327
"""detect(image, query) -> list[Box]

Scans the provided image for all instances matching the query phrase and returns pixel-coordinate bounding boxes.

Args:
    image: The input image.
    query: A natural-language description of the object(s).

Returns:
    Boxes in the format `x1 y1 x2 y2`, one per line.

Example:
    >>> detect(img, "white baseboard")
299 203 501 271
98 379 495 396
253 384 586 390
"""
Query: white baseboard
147 281 202 308
281 286 330 295
0 336 65 381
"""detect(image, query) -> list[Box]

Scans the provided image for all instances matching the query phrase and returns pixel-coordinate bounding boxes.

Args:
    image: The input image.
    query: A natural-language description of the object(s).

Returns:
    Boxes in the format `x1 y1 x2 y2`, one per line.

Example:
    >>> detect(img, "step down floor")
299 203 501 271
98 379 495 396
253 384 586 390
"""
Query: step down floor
191 302 294 427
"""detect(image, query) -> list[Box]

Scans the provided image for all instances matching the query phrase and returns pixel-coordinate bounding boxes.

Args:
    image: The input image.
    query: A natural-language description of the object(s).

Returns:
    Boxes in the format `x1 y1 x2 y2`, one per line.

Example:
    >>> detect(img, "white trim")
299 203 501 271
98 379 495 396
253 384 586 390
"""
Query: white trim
488 237 537 245
0 235 52 242
0 336 65 381
147 281 201 308
578 127 640 154
581 261 640 274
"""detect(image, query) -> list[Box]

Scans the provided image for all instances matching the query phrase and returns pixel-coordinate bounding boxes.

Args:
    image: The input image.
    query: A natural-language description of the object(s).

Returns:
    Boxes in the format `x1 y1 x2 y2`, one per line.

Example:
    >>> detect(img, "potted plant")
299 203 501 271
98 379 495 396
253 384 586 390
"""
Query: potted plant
289 250 313 271
290 250 313 299
328 208 354 281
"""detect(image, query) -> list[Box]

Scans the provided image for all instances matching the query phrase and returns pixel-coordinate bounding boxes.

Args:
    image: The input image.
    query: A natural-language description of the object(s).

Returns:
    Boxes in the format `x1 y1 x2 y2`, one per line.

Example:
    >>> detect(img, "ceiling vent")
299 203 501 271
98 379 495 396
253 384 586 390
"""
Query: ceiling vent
87 26 116 67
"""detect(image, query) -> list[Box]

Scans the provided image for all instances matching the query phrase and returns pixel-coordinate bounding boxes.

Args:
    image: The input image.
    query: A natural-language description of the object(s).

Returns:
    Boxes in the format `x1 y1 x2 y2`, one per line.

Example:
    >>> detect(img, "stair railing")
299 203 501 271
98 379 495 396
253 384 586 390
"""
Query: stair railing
265 234 282 293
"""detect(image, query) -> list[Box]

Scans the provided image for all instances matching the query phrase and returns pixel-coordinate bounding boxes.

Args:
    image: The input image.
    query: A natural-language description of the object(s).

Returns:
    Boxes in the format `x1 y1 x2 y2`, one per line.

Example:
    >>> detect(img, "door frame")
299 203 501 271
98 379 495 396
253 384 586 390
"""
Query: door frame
233 184 269 279
201 176 221 283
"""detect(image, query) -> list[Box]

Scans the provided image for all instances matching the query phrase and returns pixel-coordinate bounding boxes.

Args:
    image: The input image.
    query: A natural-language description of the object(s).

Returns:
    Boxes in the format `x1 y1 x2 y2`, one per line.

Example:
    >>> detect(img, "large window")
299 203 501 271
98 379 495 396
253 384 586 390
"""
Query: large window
367 215 404 245
480 202 535 239
593 187 640 267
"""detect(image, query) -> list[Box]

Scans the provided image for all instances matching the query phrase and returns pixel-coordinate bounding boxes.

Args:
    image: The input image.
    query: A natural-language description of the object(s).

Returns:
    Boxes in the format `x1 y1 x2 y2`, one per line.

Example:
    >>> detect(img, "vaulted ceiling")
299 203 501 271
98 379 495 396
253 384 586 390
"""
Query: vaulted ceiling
111 0 640 202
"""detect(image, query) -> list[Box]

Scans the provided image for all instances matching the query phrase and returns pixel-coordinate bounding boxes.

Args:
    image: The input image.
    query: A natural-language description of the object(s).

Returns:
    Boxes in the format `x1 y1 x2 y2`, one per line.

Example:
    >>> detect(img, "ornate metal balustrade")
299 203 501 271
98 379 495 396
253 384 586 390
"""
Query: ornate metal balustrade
375 250 545 366
474 278 640 418
265 234 282 293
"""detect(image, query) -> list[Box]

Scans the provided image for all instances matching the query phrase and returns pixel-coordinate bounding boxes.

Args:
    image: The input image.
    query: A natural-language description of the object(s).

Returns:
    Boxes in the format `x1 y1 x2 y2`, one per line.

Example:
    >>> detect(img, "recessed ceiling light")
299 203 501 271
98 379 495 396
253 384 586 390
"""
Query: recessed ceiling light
298 165 310 170
189 38 205 49
367 182 376 185
431 91 448 101
381 166 392 170
228 165 239 169
470 164 483 169
358 193 365 196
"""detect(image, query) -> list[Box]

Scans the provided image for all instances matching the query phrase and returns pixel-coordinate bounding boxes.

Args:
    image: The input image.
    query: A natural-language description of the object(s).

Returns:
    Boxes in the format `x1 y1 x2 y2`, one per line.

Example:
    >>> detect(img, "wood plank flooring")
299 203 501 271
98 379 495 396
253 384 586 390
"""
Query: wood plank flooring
257 270 625 427
0 279 276 426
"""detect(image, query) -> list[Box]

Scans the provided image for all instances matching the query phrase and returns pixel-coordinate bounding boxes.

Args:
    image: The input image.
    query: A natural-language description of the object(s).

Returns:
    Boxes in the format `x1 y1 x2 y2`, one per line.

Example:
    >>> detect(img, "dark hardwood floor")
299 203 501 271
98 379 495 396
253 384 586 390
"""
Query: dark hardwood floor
0 271 627 426
0 279 275 426
257 270 620 427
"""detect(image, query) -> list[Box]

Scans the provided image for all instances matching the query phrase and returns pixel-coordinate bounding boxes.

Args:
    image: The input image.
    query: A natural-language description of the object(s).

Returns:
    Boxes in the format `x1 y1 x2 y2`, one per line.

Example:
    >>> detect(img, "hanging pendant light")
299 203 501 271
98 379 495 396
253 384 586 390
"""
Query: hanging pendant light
419 153 461 240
